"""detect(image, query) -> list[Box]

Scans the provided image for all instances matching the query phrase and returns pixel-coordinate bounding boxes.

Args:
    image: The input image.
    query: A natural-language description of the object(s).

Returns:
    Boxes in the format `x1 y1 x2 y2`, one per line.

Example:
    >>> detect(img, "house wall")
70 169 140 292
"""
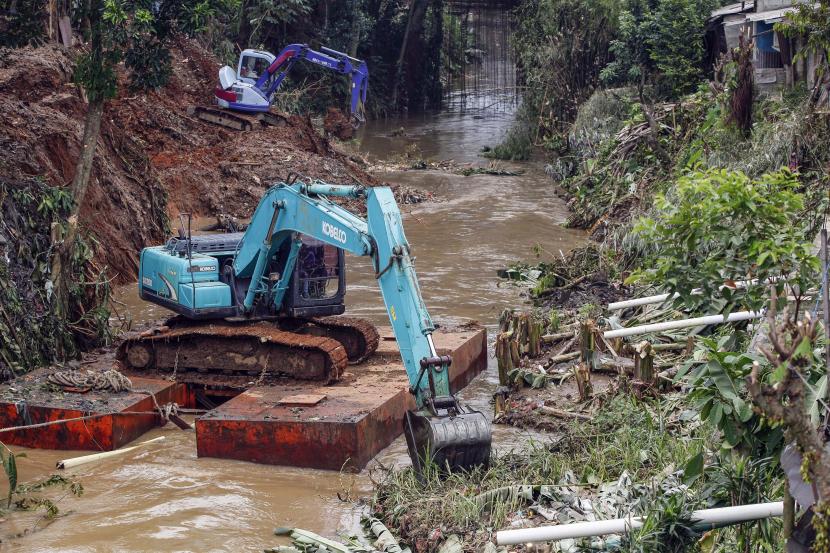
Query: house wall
713 0 819 95
756 0 793 11
756 0 814 11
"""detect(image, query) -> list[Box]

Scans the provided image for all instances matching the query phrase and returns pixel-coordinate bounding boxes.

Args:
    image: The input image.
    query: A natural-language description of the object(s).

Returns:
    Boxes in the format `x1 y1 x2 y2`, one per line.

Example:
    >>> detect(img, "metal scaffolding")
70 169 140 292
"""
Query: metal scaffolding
443 0 519 114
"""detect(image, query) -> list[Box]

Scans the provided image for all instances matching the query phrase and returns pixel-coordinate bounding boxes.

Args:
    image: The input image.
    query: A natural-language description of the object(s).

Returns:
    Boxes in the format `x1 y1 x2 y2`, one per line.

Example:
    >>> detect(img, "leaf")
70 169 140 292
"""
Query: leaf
733 397 754 423
722 418 741 448
771 362 788 383
682 451 704 484
709 402 723 427
808 375 827 427
698 530 716 553
793 337 814 360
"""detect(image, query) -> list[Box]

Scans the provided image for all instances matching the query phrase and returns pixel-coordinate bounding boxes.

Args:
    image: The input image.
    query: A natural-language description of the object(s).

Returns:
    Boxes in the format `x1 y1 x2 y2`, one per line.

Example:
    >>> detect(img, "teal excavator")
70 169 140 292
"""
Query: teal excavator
118 176 491 473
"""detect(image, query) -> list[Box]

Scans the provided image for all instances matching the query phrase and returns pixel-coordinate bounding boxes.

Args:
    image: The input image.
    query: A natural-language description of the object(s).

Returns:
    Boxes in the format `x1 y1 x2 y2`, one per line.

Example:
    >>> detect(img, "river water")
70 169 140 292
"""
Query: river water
5 35 584 553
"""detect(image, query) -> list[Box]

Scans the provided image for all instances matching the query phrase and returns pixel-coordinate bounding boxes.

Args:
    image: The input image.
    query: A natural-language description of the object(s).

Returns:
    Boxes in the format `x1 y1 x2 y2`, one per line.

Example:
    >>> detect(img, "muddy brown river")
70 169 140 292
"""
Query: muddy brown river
5 106 585 551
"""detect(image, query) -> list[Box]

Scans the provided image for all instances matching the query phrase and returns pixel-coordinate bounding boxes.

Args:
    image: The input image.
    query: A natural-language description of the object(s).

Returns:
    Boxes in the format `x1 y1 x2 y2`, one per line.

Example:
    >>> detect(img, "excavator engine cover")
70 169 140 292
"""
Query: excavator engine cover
404 402 491 475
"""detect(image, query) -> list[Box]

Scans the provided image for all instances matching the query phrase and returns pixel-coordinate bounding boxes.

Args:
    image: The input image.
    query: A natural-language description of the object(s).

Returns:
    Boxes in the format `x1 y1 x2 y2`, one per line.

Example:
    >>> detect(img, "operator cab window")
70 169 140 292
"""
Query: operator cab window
239 55 269 84
298 238 340 301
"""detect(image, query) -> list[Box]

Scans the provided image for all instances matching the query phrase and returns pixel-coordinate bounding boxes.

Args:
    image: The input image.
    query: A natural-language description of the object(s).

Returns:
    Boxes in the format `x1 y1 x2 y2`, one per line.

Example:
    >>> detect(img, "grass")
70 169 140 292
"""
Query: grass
482 120 533 161
371 394 708 552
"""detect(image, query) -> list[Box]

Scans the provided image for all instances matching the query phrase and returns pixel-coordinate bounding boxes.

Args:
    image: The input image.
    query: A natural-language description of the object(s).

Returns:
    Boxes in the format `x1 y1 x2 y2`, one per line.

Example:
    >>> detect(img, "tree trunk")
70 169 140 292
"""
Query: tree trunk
637 78 671 166
69 98 104 217
51 98 104 318
424 0 443 109
392 0 429 110
348 0 361 57
237 0 253 47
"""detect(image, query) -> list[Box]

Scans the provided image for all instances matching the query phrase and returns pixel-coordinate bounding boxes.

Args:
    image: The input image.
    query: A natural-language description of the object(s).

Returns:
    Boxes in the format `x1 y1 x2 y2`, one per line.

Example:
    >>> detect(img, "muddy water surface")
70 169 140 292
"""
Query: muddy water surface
6 114 584 551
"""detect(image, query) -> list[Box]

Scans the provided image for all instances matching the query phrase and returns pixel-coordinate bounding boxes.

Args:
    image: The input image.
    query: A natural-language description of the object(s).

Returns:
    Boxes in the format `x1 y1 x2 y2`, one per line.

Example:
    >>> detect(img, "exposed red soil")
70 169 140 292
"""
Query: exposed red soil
0 38 377 283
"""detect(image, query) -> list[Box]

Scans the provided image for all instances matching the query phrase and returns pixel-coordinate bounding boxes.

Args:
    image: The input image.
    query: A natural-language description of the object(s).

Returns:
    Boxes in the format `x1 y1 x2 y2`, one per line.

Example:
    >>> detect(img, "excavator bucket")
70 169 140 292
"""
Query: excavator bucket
404 403 491 476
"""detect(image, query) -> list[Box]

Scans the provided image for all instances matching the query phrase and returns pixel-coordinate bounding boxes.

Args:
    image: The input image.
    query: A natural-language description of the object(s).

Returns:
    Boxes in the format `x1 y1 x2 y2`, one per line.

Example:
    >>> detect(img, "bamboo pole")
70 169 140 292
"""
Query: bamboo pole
57 436 165 469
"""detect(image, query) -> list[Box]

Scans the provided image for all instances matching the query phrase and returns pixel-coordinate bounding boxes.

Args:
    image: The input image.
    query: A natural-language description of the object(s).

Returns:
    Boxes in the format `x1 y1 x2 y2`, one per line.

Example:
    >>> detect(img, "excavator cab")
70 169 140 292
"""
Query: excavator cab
284 237 346 318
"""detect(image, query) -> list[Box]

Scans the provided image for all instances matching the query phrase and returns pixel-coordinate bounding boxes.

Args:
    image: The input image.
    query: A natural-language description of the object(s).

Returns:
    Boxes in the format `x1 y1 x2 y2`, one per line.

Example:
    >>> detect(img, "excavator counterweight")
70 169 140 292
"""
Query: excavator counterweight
127 178 491 474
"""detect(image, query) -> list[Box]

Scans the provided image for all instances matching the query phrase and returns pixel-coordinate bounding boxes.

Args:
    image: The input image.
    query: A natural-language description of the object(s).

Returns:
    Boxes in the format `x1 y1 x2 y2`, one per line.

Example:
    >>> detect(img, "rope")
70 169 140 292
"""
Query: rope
0 411 149 433
47 369 134 393
47 370 177 424
0 406 205 434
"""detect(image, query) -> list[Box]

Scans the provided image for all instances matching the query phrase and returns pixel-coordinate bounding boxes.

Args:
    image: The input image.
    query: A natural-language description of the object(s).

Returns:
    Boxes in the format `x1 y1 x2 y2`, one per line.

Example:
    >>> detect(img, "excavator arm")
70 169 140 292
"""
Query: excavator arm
256 44 369 125
232 179 491 472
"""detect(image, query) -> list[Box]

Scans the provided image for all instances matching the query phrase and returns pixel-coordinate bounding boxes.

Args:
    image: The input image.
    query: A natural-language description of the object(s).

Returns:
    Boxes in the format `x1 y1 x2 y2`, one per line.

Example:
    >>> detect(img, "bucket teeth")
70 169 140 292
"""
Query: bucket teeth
404 405 491 475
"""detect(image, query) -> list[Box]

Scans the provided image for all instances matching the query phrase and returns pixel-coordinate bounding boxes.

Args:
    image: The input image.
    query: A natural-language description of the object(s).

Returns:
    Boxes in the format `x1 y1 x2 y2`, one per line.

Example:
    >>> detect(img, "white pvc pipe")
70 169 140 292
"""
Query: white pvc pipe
603 311 762 339
608 293 674 311
495 501 783 545
57 436 166 469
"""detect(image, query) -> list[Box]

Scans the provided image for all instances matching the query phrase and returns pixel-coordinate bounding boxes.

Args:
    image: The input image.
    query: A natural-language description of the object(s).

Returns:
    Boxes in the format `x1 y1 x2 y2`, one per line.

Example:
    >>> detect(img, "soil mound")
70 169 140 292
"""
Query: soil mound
0 38 376 282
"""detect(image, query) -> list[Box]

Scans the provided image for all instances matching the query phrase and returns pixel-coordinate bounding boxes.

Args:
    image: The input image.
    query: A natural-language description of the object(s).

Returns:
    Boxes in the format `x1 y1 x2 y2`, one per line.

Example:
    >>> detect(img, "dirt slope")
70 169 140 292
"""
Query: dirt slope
0 38 376 282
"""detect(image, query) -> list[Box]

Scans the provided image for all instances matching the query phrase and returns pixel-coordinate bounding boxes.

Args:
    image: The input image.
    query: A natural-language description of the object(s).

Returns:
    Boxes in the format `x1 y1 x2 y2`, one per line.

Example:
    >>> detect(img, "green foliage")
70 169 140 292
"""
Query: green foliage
678 337 782 455
618 491 698 552
601 0 718 99
374 394 704 550
73 0 121 103
0 445 22 508
0 179 112 378
0 0 47 47
629 167 818 313
511 0 621 140
699 454 783 549
242 0 313 46
481 119 532 161
601 2 656 90
124 39 172 90
648 0 716 98
776 0 830 72
0 447 84 518
74 0 230 99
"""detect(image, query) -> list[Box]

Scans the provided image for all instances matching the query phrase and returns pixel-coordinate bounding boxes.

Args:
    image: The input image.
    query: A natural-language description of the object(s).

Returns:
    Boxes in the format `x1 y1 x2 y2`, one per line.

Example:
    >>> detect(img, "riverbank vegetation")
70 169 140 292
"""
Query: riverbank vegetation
371 0 830 551
0 0 455 379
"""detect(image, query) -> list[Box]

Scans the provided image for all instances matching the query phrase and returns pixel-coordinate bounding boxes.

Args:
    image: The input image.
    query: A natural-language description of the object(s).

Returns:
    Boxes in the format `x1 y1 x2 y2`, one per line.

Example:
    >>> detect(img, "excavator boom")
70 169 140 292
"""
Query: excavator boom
234 180 491 472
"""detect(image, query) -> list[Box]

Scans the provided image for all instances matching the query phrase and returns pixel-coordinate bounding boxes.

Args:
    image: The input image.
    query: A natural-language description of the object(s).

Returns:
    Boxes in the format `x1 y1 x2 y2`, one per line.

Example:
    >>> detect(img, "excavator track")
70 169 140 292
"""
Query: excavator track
187 106 289 132
285 316 380 365
117 320 348 384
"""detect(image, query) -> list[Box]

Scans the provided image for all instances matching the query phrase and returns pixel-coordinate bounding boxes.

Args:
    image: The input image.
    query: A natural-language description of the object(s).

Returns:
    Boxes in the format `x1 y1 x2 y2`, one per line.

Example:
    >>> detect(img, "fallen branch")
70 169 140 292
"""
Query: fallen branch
539 406 593 421
544 351 580 366
553 336 578 357
542 331 576 344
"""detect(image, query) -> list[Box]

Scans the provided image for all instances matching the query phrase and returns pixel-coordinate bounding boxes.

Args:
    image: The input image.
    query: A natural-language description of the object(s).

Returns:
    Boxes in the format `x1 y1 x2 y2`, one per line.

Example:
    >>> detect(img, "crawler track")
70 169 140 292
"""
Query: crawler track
187 106 289 131
117 321 348 384
287 316 380 365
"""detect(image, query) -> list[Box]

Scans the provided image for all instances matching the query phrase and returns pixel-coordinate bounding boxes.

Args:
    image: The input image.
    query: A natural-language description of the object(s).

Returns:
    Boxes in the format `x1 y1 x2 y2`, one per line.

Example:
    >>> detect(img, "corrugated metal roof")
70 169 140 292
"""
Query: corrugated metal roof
711 1 755 18
745 5 808 22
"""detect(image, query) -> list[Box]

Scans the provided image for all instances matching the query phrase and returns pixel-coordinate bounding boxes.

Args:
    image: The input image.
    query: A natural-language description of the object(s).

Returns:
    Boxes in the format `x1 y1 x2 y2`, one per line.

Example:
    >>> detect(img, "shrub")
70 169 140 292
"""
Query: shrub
629 167 818 313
